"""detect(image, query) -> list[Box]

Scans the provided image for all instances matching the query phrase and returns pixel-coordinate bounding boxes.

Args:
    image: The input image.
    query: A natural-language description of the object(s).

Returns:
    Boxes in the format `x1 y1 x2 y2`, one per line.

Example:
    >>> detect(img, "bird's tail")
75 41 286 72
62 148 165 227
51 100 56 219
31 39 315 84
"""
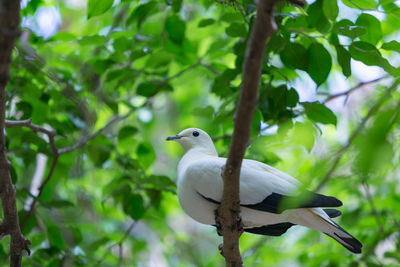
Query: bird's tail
324 221 362 254
301 208 362 254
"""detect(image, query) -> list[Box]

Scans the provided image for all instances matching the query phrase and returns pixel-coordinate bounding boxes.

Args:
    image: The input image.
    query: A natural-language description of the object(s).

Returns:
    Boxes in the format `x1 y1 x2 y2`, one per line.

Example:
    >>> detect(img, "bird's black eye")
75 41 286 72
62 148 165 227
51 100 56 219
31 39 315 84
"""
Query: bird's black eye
192 131 200 137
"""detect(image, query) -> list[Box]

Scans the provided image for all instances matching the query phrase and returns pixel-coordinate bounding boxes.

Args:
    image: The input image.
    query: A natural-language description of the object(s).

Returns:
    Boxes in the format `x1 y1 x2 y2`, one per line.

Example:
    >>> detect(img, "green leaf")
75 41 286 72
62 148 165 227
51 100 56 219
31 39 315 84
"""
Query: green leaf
89 59 115 74
251 108 263 136
349 41 399 75
286 88 299 108
68 227 83 245
289 122 316 151
172 0 182 12
0 244 5 259
342 0 378 9
307 0 331 33
136 82 172 97
137 142 156 168
211 69 239 96
221 12 242 22
198 18 215 28
123 194 145 220
87 134 113 167
21 131 48 154
118 126 139 142
136 82 159 97
78 35 106 45
19 210 37 235
127 2 157 28
266 34 286 54
356 14 382 45
280 42 308 71
10 165 18 184
226 23 247 37
166 15 186 44
381 40 400 52
16 101 33 120
335 45 352 77
334 19 367 39
47 224 65 250
146 175 176 193
87 0 113 19
89 237 110 250
323 0 339 21
303 102 337 125
307 43 332 86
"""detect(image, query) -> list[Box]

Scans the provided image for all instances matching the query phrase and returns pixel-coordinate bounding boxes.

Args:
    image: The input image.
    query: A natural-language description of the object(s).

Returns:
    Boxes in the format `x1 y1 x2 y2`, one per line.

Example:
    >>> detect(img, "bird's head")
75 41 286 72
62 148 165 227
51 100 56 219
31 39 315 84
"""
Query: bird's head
166 128 217 155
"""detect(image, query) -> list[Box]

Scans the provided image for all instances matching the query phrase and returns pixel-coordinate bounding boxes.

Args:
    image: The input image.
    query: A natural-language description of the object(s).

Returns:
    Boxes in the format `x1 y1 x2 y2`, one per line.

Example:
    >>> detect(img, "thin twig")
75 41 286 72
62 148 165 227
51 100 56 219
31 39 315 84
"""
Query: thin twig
199 62 221 75
97 220 138 264
322 76 387 104
5 119 58 152
58 110 133 154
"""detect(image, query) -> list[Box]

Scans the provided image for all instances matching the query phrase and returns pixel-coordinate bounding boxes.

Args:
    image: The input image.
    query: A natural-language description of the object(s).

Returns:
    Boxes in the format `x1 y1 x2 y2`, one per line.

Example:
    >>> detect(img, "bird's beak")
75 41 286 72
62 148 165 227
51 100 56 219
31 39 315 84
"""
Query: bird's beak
166 134 182 141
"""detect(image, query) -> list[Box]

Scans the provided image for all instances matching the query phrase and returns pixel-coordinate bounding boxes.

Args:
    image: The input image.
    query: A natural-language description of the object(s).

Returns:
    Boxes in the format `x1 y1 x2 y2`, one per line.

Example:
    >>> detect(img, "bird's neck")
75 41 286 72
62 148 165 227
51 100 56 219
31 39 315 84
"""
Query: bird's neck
178 147 218 176
186 146 218 157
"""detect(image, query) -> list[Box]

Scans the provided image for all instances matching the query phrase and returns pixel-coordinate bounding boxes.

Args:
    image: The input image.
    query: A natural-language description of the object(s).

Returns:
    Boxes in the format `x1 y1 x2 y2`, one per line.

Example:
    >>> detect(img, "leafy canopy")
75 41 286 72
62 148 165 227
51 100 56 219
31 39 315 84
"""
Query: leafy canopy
3 0 400 266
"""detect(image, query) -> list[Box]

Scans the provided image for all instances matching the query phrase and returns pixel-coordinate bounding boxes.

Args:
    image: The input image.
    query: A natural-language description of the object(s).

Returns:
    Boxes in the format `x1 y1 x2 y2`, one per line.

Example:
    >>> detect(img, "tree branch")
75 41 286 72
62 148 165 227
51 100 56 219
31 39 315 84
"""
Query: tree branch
322 76 387 104
0 1 32 266
97 219 139 264
15 111 133 229
215 0 281 266
314 79 400 192
58 110 133 154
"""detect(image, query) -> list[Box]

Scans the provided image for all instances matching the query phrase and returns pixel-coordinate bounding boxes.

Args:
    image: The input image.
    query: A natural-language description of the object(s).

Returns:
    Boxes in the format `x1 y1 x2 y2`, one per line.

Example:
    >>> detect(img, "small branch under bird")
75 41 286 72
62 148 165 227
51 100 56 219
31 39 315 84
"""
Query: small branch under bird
166 128 362 254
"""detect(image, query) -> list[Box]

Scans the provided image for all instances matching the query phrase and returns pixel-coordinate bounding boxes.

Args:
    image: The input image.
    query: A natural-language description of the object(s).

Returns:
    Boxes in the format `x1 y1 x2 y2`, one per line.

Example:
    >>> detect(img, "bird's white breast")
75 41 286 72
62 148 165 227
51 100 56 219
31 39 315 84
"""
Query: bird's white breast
177 151 218 225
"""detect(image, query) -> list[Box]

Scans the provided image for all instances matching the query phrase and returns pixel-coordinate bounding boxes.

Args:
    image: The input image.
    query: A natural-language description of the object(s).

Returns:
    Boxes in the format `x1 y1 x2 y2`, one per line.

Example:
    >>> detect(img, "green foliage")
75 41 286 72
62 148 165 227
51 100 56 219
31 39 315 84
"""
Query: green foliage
87 0 114 19
307 43 332 86
303 102 337 126
3 0 400 266
166 15 186 44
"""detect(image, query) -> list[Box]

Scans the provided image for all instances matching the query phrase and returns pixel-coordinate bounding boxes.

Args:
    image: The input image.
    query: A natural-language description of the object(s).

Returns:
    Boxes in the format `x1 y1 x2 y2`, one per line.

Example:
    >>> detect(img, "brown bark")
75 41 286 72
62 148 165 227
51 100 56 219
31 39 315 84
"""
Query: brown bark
0 1 31 266
216 0 305 266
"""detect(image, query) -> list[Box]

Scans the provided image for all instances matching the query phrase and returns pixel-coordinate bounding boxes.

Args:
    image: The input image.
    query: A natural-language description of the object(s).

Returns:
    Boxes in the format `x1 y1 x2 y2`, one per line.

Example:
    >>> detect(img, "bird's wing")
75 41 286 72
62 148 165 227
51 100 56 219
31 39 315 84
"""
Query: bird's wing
187 156 342 214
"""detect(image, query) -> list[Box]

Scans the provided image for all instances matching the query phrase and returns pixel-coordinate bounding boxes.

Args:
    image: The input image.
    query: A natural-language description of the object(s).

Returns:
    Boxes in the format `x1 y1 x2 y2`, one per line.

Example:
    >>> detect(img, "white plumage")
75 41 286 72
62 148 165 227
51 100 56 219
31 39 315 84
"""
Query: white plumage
167 128 362 253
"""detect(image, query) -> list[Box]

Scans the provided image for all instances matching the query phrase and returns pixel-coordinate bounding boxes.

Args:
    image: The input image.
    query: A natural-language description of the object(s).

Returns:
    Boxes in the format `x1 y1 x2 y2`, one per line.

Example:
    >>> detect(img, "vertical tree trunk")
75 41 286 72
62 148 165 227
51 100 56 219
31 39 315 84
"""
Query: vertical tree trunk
0 1 31 266
216 0 305 266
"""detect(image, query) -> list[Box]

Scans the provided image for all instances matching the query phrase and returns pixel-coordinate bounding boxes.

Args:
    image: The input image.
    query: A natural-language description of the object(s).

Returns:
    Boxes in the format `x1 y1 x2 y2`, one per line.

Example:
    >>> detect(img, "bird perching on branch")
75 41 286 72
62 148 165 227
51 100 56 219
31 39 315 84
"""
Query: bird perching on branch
167 128 362 254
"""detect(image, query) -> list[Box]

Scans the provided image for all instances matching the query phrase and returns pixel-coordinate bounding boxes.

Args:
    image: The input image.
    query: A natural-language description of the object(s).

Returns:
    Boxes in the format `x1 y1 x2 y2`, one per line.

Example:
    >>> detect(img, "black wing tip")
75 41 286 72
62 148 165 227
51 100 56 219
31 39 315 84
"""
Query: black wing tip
334 197 343 207
321 194 343 207
333 233 363 254
323 209 342 218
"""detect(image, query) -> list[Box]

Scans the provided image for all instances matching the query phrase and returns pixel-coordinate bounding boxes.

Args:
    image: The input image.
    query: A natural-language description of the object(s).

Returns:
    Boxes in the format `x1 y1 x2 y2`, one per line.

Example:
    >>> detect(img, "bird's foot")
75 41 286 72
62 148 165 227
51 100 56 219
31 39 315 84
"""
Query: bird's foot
234 210 244 232
215 221 223 236
218 243 224 256
214 209 223 236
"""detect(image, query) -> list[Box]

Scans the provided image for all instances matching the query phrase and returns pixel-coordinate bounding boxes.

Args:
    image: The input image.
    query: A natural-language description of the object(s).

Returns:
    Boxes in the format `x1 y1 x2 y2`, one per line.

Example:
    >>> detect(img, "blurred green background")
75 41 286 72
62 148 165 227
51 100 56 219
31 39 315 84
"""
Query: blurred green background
1 0 400 266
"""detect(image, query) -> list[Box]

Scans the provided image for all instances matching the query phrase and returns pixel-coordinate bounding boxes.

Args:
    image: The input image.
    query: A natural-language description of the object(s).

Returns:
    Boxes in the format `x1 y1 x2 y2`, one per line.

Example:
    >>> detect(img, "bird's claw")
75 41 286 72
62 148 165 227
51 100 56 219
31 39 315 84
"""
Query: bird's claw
218 243 224 256
215 221 223 236
236 213 244 232
214 209 223 236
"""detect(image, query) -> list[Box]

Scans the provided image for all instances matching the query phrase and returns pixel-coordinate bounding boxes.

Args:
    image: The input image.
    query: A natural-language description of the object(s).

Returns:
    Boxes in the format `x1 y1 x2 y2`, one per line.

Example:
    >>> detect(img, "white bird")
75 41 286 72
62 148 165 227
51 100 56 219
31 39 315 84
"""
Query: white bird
167 128 362 253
